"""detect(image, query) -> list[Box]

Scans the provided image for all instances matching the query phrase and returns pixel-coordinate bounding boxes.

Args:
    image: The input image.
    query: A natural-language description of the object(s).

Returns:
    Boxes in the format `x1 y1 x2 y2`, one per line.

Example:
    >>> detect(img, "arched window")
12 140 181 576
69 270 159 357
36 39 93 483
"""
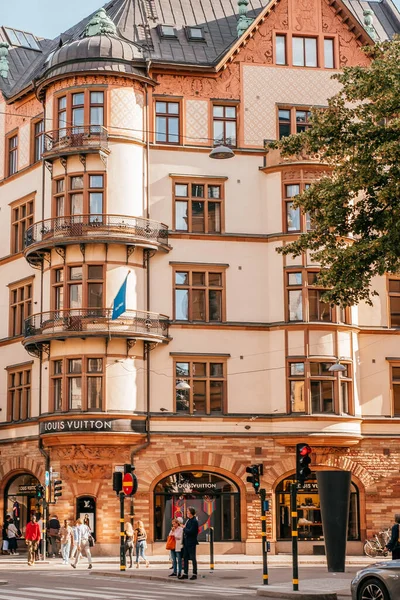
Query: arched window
276 473 360 541
154 470 240 542
4 473 40 538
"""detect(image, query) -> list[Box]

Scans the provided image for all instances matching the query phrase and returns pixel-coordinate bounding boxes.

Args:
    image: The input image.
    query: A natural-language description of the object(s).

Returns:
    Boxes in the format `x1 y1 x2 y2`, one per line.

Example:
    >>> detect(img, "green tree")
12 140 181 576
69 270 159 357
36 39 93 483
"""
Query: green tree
272 39 400 306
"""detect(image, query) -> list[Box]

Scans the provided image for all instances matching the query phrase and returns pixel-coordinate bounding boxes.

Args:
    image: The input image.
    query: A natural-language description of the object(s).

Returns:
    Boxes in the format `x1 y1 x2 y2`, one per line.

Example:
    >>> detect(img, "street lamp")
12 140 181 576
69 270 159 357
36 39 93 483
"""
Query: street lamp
209 144 235 159
328 360 346 373
176 380 191 390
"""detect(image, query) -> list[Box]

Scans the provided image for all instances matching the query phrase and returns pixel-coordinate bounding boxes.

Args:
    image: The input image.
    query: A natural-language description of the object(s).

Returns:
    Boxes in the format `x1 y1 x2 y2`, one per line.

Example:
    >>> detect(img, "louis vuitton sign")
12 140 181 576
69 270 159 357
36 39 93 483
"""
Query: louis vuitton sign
40 419 145 435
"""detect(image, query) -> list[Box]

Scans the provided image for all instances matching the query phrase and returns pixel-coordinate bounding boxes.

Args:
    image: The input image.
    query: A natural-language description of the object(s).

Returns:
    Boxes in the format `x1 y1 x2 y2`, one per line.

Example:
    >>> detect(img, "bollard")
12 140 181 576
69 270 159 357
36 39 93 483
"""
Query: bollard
209 526 214 571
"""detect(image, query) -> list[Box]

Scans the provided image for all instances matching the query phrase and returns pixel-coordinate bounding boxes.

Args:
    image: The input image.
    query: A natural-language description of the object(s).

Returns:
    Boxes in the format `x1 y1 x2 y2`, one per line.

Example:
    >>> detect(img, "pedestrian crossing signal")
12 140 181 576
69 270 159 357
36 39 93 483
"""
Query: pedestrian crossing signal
35 485 44 499
246 464 263 494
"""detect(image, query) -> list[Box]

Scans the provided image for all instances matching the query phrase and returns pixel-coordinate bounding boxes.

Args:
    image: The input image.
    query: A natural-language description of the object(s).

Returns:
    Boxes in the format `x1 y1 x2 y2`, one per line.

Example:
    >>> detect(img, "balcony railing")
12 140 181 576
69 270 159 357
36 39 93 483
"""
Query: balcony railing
43 126 109 158
23 214 170 264
263 146 325 170
23 308 169 348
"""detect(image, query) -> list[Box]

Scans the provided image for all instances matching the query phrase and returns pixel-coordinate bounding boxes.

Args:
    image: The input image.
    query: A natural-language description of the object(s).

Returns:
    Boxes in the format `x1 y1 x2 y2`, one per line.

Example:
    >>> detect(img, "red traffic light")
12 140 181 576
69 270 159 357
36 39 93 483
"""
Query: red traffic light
299 444 312 456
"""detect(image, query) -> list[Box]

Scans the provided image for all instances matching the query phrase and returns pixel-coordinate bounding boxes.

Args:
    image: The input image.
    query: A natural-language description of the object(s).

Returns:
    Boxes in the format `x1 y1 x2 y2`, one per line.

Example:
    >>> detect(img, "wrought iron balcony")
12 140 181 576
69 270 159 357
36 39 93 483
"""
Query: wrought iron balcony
43 126 109 160
23 308 169 352
24 214 170 266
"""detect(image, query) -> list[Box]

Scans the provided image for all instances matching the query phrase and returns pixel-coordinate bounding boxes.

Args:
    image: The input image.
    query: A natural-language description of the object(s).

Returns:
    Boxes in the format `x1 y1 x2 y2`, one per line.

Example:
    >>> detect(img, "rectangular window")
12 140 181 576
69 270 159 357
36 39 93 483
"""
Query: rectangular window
8 135 18 176
296 110 312 133
34 120 44 162
173 180 223 233
58 96 67 137
52 360 63 411
52 357 104 412
307 272 332 322
392 366 400 416
292 37 317 67
9 279 33 337
389 279 400 327
309 361 335 414
52 264 103 311
289 362 305 412
278 110 291 139
275 35 286 65
285 184 300 232
68 358 82 410
175 358 226 415
11 197 34 254
90 91 104 131
324 38 334 69
174 267 224 322
155 101 180 144
8 365 31 422
213 105 237 147
278 107 314 138
287 272 303 321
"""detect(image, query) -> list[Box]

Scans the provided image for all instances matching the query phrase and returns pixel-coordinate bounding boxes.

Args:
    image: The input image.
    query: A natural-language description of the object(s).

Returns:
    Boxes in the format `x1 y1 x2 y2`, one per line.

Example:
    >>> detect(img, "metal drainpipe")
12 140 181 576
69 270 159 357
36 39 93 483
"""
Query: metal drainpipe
38 99 46 416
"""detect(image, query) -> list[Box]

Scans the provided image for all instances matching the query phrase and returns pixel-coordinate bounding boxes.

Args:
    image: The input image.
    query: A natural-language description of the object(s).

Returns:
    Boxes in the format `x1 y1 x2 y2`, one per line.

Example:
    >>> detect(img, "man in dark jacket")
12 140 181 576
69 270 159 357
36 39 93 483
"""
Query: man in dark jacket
179 507 199 580
386 514 400 559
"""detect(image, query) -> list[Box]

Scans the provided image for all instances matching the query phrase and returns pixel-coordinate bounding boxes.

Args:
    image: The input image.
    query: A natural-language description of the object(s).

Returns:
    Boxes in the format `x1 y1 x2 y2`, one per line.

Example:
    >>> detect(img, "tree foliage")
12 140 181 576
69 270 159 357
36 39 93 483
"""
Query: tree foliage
272 39 400 306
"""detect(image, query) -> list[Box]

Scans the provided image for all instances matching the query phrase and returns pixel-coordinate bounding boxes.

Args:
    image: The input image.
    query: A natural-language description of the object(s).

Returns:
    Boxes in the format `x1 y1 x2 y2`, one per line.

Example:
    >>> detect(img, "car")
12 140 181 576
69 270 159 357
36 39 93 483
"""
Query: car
351 559 400 600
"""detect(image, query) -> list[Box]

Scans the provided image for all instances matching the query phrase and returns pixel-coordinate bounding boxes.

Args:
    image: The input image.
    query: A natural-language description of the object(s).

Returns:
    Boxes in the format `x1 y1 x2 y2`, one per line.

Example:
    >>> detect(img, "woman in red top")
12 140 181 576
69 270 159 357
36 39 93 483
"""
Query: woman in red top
25 514 41 566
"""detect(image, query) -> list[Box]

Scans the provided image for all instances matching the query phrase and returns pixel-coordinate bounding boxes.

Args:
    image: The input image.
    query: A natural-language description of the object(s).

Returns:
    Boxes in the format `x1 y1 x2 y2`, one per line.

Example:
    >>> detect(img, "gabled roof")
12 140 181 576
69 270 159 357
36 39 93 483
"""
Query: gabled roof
1 0 400 102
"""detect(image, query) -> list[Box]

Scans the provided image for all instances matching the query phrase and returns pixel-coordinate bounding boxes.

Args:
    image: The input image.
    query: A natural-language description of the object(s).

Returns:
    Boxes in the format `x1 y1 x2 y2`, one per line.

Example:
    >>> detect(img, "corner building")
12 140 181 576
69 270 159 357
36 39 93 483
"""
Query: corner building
0 0 400 555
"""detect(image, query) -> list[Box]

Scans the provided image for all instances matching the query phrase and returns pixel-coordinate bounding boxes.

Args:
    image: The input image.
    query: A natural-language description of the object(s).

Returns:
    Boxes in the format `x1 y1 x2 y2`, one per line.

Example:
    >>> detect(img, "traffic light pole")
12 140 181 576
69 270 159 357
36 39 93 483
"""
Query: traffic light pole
42 498 47 561
119 492 126 571
260 488 268 585
291 483 299 591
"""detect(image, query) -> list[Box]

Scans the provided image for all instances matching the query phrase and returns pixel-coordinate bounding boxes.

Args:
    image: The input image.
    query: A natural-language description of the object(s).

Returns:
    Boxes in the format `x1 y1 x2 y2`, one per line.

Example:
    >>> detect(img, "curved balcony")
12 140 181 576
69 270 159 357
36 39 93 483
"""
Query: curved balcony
43 126 109 161
23 308 169 352
262 147 329 171
24 214 170 266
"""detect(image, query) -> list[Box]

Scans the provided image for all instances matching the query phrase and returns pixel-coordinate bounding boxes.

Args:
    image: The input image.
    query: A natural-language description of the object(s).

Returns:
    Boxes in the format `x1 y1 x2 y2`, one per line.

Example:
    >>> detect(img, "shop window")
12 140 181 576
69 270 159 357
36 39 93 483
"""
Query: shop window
7 364 31 422
51 264 104 311
11 196 34 254
292 37 317 67
9 278 33 337
154 471 240 542
155 101 180 144
76 497 96 538
276 474 360 541
213 105 237 147
388 279 400 327
278 107 312 139
174 357 226 415
174 267 225 322
4 473 41 540
391 365 400 416
53 173 104 219
55 90 105 138
173 179 223 233
51 357 103 412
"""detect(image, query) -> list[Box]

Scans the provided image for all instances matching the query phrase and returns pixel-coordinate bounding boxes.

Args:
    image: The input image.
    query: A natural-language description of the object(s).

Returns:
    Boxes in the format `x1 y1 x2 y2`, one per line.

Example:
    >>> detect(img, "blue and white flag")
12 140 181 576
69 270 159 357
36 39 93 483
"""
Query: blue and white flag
112 274 129 320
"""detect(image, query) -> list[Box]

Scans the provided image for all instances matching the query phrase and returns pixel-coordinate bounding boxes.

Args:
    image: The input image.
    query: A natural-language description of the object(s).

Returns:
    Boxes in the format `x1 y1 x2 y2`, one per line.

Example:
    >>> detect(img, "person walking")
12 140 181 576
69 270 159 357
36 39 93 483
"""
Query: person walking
36 515 43 561
180 507 199 580
47 514 60 558
134 520 149 568
71 518 92 569
7 517 19 556
25 514 41 566
70 520 79 564
169 518 183 577
124 522 134 568
386 514 400 559
59 519 73 565
2 516 10 555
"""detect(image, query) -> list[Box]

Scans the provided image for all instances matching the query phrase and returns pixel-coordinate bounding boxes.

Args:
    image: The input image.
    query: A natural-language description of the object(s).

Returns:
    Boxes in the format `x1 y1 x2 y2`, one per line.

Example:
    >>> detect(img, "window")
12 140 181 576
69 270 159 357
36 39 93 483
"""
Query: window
307 272 332 322
33 120 44 162
278 107 313 139
392 365 400 416
340 363 352 415
292 37 317 67
72 92 85 133
285 184 301 232
7 364 31 422
173 180 223 233
53 173 104 218
51 357 103 412
174 267 225 322
155 101 180 144
275 35 286 65
11 197 34 254
8 134 18 176
55 90 105 137
289 362 305 412
158 25 177 38
278 110 291 139
186 27 205 41
287 272 303 322
310 362 335 413
175 358 226 414
9 279 33 337
213 105 237 147
324 39 334 69
58 96 67 137
3 27 40 50
90 91 104 131
296 110 312 133
388 279 400 327
52 264 104 311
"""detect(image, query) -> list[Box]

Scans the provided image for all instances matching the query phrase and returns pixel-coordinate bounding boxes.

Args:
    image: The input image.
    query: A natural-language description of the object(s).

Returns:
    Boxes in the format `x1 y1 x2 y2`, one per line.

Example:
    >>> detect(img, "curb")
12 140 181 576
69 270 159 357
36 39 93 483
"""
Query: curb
257 589 337 600
92 571 254 589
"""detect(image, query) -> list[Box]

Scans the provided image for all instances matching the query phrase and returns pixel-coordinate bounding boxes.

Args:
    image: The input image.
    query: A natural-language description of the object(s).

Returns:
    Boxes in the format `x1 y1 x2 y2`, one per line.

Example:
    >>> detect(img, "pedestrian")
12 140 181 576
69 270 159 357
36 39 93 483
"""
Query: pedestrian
25 514 41 566
71 518 92 570
180 507 199 580
47 514 61 558
70 520 79 564
2 516 10 555
168 518 183 577
59 519 73 565
124 522 134 568
134 520 149 568
386 514 400 559
7 517 19 555
36 515 43 561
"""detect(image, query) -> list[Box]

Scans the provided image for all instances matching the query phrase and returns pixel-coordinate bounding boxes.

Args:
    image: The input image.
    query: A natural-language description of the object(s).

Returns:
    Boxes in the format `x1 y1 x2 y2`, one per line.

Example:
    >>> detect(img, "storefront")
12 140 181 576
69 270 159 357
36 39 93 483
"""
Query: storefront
4 473 41 538
276 473 360 542
76 496 96 538
154 470 240 542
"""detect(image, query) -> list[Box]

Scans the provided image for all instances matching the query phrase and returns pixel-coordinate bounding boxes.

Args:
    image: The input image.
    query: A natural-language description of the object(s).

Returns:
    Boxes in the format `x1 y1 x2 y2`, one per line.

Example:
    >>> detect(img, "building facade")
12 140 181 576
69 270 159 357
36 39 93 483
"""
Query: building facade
0 0 400 555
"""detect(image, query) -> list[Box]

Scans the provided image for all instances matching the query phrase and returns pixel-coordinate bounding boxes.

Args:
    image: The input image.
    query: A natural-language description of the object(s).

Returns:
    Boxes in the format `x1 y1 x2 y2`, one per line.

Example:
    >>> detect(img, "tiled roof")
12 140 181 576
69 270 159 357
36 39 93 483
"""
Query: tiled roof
1 0 400 101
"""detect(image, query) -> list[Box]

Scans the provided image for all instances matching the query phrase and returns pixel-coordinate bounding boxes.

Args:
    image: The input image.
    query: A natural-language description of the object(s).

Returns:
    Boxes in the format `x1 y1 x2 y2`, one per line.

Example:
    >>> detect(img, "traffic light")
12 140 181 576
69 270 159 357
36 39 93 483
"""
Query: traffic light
53 480 62 500
296 443 312 486
113 471 123 495
246 464 263 494
124 464 135 474
35 485 44 499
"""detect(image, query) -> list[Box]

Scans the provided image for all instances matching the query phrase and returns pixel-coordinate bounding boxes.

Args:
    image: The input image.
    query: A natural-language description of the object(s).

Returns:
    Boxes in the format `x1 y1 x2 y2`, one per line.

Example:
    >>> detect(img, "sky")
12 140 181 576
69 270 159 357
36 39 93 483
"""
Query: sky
2 0 400 40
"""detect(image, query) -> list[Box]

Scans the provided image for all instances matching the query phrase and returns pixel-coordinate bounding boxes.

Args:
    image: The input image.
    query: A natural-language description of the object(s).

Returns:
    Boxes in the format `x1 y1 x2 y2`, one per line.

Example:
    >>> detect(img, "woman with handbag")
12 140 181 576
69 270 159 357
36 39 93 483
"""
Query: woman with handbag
134 520 149 568
124 522 134 568
47 514 61 558
167 518 183 577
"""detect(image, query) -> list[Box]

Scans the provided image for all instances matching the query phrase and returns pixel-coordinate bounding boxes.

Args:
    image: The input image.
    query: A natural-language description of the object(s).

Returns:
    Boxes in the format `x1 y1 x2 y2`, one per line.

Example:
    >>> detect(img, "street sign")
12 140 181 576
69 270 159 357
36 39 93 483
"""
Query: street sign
115 466 124 473
122 473 134 496
45 471 50 487
50 471 60 480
